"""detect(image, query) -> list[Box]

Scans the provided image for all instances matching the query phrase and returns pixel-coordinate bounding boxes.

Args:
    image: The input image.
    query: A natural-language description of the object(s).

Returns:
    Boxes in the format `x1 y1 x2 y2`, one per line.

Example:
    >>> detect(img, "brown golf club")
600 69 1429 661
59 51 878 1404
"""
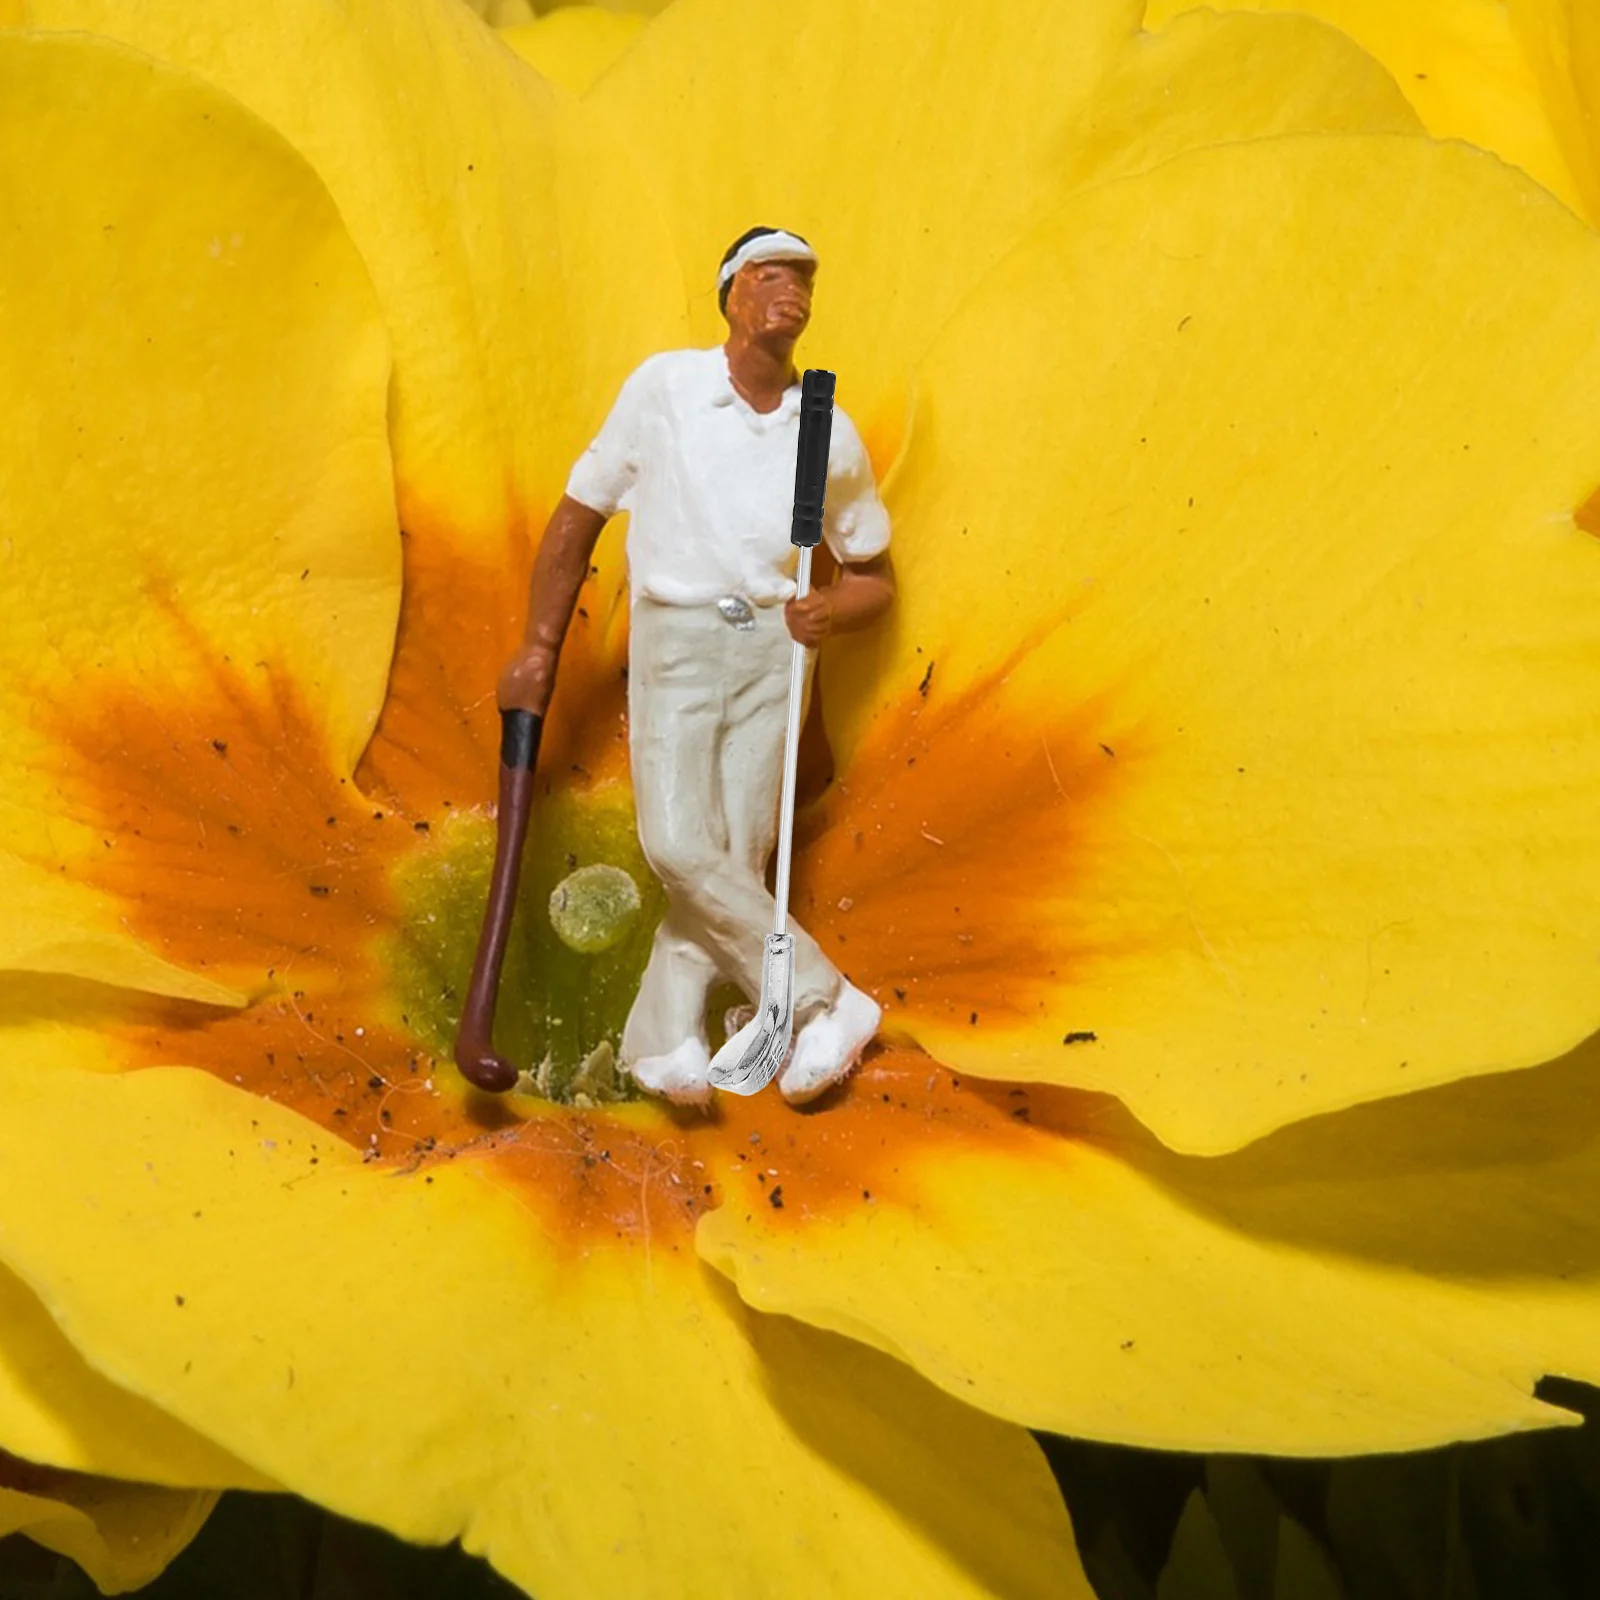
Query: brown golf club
453 708 541 1092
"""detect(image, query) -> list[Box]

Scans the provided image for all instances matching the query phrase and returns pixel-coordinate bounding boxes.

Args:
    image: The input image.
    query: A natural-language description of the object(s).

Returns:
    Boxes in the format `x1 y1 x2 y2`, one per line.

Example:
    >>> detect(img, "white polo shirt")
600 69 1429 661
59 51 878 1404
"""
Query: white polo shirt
565 346 891 606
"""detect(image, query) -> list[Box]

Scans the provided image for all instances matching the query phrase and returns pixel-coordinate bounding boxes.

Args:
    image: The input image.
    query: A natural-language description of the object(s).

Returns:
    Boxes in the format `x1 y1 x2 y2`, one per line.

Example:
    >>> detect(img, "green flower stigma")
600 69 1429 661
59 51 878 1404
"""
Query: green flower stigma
386 786 664 1105
548 863 642 953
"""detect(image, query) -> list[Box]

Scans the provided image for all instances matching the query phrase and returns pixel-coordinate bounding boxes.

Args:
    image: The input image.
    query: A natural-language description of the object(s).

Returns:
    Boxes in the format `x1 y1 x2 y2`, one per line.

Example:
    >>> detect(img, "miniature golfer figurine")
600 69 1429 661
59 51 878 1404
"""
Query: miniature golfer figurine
488 226 895 1106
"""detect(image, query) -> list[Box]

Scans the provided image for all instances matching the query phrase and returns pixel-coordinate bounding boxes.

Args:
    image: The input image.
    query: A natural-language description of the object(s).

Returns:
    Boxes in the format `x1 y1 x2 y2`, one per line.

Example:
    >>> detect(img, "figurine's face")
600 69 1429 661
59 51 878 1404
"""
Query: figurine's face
725 257 815 343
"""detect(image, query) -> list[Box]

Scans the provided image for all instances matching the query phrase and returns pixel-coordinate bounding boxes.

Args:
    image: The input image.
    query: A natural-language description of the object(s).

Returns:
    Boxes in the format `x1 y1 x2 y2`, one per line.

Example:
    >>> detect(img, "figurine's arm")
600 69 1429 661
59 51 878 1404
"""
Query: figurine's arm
827 550 896 631
497 495 610 714
785 551 895 647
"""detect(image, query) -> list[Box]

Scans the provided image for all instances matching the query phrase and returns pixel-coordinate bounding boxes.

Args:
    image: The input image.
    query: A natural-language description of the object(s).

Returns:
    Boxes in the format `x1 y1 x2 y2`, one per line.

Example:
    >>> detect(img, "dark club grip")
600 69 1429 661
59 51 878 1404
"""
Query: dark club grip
500 708 543 770
790 368 836 548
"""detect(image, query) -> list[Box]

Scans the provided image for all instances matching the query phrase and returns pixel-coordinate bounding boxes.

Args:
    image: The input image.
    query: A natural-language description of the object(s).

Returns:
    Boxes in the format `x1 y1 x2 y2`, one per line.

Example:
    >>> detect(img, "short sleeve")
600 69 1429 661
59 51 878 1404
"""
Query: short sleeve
822 409 891 563
564 357 657 517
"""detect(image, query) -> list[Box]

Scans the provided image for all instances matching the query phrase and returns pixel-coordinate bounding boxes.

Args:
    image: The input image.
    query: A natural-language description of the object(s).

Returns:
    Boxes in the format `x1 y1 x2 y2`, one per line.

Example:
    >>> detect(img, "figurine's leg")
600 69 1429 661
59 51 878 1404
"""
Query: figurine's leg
627 600 800 1007
719 621 793 877
724 608 881 1104
620 600 733 1100
720 606 840 1023
620 904 719 1061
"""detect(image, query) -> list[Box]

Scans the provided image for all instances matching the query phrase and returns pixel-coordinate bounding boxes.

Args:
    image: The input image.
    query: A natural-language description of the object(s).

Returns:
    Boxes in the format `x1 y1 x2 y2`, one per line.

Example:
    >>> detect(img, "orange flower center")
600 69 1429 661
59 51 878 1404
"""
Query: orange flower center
27 517 1127 1252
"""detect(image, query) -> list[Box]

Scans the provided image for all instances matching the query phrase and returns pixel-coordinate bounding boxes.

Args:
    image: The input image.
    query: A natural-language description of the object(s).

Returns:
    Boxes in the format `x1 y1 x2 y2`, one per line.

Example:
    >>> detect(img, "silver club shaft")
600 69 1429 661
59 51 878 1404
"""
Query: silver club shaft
770 543 811 933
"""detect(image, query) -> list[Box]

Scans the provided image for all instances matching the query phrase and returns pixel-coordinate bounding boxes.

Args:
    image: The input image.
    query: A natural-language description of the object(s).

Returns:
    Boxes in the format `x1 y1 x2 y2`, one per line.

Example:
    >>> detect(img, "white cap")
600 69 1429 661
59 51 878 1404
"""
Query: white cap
716 228 817 290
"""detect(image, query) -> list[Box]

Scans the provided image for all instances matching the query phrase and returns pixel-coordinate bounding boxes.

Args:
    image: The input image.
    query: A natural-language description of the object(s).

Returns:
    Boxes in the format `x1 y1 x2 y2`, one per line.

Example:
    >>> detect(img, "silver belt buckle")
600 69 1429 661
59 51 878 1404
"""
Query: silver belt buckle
716 594 756 631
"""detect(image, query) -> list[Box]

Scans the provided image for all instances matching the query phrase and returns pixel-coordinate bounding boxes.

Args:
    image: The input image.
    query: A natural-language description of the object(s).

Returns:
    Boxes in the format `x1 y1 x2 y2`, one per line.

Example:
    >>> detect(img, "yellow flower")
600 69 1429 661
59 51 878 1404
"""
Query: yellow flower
1146 0 1600 225
5 1 1600 1595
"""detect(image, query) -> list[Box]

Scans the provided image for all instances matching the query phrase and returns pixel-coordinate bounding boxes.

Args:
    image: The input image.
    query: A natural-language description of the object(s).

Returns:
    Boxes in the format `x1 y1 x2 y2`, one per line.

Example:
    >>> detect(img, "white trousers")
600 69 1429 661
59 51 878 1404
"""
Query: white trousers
621 596 842 1062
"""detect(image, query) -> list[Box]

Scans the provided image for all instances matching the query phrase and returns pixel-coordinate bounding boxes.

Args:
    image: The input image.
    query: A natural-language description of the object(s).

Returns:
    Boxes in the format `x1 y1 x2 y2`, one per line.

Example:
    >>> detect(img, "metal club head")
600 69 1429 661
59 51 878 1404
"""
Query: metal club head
707 933 795 1095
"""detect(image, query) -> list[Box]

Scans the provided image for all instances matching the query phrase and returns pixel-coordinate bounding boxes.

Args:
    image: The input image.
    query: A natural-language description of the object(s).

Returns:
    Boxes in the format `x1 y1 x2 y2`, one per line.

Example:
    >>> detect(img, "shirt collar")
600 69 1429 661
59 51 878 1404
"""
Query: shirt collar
709 348 802 424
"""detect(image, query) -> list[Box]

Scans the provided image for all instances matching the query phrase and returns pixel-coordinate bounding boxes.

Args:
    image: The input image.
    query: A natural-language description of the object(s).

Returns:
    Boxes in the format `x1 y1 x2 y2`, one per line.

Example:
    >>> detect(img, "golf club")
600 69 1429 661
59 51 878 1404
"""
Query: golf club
453 707 542 1092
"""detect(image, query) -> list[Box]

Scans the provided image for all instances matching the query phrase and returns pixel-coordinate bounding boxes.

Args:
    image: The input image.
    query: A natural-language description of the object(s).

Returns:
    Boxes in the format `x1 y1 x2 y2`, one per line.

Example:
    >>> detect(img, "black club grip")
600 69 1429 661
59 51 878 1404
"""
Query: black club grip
790 368 836 548
499 708 543 770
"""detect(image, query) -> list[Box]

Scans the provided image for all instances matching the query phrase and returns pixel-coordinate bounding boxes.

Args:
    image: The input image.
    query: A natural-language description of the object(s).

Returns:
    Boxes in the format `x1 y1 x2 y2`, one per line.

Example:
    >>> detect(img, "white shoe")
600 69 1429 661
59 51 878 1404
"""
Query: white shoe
627 1036 713 1107
778 983 881 1105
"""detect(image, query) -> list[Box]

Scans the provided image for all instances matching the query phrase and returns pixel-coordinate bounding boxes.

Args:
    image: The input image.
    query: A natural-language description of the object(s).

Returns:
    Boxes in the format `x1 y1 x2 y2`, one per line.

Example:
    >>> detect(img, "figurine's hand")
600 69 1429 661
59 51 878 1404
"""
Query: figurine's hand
497 644 557 715
784 591 833 647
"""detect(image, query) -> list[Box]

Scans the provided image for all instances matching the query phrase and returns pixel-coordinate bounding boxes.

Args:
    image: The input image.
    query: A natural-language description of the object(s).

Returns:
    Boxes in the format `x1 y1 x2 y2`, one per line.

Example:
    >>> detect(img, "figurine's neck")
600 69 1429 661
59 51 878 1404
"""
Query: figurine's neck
723 333 797 415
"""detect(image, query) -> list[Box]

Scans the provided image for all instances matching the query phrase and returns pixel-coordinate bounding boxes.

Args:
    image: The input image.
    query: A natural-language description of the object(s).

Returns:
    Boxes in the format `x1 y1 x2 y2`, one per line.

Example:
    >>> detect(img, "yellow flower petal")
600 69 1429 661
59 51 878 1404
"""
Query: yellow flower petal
699 1042 1600 1456
461 0 536 23
555 0 670 14
0 1258 267 1491
1506 0 1600 219
0 985 269 1494
0 1065 1089 1598
808 134 1600 1153
0 1470 216 1596
1147 0 1598 221
0 31 395 1000
1061 5 1419 193
501 8 646 95
17 0 686 551
589 0 1420 466
11 0 682 810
